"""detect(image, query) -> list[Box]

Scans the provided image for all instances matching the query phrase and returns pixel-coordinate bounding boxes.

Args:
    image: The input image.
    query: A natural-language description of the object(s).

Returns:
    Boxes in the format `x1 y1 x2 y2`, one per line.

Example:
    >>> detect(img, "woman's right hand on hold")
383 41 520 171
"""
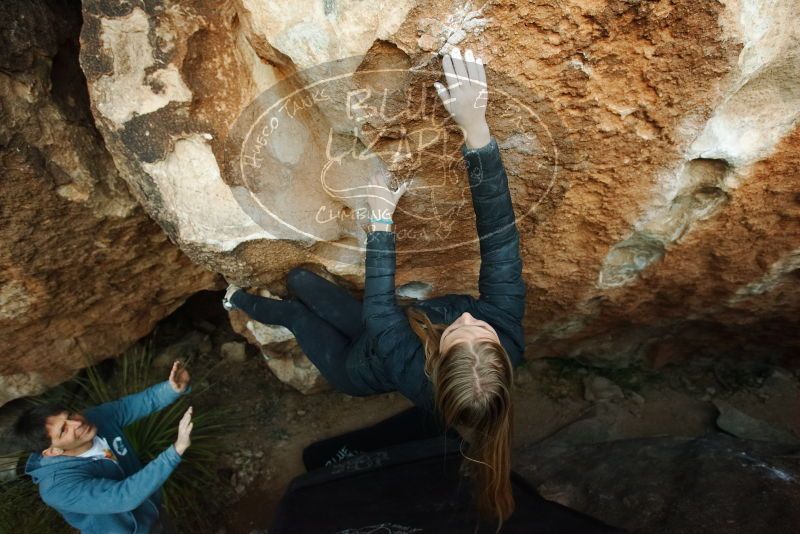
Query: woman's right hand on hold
365 161 408 230
434 47 491 149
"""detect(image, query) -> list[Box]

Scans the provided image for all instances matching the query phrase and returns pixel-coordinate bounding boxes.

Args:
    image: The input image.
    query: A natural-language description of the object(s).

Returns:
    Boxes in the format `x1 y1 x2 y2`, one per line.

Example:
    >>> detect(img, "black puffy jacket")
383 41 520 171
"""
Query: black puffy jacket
345 138 526 410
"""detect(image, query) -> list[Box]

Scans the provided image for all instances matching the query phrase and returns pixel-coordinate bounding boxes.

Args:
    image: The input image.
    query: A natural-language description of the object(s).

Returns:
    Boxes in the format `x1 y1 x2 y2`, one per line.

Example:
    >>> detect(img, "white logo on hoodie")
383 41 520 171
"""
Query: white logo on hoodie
112 436 128 457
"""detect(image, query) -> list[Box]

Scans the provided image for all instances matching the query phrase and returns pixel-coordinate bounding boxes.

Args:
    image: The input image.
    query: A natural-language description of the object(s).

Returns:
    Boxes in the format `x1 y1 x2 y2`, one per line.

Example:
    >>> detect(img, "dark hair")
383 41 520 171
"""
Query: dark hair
13 403 69 451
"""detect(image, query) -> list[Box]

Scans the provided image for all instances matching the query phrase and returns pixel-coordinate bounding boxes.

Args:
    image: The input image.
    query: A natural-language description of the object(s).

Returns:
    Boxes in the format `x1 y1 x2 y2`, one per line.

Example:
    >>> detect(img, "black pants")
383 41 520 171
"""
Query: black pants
231 268 365 394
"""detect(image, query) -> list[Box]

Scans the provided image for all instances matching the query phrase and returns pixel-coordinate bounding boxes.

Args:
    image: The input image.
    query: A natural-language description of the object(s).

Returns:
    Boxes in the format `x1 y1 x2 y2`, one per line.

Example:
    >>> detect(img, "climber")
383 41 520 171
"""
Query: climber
223 46 524 523
12 360 194 534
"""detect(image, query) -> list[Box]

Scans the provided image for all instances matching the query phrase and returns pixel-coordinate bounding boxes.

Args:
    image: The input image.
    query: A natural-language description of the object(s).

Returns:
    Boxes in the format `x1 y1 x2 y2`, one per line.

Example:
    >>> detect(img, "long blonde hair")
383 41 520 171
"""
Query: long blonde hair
406 306 515 523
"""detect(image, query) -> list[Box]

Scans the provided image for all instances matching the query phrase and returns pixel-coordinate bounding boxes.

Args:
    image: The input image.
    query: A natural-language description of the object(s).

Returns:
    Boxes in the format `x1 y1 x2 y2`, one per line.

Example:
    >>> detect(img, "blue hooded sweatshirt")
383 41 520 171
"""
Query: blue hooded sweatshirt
25 381 185 533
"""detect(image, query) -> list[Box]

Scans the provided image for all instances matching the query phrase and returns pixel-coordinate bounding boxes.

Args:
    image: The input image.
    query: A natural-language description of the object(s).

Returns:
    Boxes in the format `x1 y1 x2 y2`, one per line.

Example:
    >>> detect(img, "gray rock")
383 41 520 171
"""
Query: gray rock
583 375 624 402
193 319 217 334
221 341 247 363
153 331 211 368
514 366 533 386
714 401 800 445
516 432 800 534
261 343 329 395
628 391 646 406
526 359 550 373
762 368 799 392
395 281 433 300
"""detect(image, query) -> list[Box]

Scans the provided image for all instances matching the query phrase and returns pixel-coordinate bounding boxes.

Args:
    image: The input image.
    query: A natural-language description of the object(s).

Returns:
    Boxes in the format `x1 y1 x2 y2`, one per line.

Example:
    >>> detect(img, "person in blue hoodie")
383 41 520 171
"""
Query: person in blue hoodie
14 360 193 534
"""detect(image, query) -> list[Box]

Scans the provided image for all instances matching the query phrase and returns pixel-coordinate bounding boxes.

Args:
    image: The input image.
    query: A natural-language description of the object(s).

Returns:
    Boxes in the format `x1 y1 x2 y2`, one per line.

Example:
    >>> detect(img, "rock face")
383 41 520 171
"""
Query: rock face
516 432 800 534
0 0 219 406
74 0 799 386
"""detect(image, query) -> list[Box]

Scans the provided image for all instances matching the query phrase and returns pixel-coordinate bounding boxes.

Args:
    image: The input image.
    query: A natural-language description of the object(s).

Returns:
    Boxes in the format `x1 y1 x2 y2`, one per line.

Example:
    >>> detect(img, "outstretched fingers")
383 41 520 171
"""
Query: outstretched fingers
437 47 488 114
180 407 193 429
449 47 470 88
169 360 181 383
434 82 453 113
174 406 194 454
464 49 484 88
442 53 460 92
476 57 487 86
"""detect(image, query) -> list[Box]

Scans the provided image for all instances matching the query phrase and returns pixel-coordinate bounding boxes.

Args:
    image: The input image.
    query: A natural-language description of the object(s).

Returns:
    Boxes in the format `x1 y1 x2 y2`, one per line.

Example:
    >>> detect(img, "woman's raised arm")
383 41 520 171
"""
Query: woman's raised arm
434 48 526 322
361 164 418 360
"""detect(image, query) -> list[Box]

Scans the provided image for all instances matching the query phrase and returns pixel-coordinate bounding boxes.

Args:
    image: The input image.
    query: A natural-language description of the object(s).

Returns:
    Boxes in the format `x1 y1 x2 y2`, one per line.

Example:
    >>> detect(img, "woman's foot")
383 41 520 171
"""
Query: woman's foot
222 284 241 311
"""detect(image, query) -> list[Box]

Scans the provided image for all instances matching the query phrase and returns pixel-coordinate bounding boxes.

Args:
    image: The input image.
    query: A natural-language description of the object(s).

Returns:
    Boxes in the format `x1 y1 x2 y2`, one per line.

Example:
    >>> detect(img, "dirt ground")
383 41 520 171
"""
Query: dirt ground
153 291 800 533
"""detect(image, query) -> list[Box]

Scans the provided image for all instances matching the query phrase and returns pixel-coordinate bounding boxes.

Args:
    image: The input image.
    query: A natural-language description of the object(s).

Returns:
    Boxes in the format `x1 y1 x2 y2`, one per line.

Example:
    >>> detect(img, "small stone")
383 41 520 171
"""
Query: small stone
583 375 624 402
446 28 467 46
417 34 439 51
296 409 306 416
629 392 645 406
714 401 799 444
194 319 216 333
527 359 549 373
153 331 210 368
514 366 533 386
198 335 213 355
395 281 433 300
221 341 247 363
772 368 794 380
763 369 797 390
681 376 699 393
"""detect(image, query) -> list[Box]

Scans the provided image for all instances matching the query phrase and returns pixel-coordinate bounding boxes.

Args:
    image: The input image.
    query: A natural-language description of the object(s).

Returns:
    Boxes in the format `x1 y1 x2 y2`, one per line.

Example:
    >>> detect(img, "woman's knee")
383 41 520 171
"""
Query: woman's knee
286 267 314 293
326 371 366 397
